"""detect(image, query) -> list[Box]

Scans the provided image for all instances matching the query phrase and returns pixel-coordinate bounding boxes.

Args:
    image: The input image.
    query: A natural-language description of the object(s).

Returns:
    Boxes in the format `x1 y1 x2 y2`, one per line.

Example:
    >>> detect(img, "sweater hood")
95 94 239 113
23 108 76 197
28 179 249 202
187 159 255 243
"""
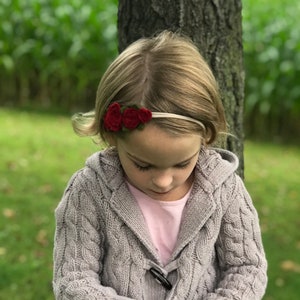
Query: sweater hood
85 147 239 193
195 148 239 192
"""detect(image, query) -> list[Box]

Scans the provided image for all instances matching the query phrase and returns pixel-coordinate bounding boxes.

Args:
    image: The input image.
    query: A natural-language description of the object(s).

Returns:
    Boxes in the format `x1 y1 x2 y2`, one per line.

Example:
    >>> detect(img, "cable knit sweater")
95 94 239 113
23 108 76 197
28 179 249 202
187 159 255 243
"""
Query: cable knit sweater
53 147 267 300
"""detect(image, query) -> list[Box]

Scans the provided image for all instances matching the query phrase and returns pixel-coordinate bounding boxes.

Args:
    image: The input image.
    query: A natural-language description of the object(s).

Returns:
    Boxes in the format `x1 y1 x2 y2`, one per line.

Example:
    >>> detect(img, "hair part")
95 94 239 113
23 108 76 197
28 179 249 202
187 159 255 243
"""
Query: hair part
72 30 227 145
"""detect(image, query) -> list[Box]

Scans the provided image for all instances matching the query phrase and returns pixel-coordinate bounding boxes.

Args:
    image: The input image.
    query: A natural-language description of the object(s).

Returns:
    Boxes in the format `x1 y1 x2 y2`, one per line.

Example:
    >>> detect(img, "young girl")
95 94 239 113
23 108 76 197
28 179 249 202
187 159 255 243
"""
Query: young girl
53 31 267 299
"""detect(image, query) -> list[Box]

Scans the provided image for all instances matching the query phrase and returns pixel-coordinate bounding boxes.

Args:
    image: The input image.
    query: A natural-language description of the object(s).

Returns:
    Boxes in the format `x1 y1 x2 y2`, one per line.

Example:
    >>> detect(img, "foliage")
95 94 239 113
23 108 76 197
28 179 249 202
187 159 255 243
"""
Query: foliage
1 108 300 299
0 0 118 110
0 0 299 139
243 0 300 140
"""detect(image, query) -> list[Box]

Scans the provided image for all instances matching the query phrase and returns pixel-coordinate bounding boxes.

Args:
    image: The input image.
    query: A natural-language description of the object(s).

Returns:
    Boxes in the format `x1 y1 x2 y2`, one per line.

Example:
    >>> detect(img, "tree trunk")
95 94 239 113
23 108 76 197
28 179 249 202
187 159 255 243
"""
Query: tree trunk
118 0 244 177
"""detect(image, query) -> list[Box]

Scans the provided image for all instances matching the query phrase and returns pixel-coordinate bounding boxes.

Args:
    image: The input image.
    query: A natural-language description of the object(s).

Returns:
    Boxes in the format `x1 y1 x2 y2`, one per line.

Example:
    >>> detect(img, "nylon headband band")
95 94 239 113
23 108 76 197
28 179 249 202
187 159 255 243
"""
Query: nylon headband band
151 112 206 131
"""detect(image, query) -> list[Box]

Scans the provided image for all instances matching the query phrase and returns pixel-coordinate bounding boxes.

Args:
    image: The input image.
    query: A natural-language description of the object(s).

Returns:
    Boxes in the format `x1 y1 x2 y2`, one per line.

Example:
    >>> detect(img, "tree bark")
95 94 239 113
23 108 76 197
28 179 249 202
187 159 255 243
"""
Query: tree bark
118 0 244 177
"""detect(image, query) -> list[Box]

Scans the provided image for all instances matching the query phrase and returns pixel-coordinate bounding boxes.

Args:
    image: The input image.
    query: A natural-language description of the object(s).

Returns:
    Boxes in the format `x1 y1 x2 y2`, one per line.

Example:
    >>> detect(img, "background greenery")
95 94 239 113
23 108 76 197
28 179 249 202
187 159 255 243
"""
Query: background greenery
243 0 300 140
1 0 299 299
1 108 300 299
0 0 118 110
0 0 299 140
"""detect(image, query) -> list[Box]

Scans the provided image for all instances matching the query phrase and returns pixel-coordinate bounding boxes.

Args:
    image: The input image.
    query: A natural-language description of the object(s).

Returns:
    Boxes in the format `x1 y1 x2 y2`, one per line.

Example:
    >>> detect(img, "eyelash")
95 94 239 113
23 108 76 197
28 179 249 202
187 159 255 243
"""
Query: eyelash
133 162 190 172
135 164 151 172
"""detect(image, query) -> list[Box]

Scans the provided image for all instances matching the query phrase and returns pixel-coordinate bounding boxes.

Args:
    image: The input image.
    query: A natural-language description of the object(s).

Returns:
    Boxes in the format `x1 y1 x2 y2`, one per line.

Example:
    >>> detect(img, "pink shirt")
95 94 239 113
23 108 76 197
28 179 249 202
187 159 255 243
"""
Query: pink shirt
127 182 191 266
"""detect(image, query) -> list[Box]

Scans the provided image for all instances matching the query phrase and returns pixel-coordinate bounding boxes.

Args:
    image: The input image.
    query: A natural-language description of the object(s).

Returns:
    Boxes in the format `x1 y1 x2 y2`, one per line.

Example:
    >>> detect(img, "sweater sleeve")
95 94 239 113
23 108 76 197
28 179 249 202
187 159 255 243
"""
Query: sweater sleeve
53 171 133 300
206 175 268 300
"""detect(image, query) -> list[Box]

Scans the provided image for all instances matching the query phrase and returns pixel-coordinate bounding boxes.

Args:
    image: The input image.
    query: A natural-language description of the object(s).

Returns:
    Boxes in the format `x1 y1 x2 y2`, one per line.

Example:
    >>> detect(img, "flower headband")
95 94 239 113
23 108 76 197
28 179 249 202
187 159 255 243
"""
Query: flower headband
103 102 206 132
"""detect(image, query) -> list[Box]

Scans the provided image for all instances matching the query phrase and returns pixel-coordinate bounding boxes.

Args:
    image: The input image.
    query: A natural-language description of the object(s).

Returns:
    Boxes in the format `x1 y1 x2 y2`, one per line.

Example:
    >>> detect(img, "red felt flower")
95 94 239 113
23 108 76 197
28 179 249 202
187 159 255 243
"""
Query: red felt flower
103 102 152 132
103 102 122 131
138 108 152 124
123 108 140 129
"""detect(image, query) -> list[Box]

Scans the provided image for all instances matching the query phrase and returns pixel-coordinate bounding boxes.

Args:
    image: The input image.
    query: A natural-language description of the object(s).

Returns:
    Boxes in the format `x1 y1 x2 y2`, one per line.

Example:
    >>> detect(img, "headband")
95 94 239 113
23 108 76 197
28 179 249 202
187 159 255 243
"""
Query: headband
103 102 205 132
152 112 206 131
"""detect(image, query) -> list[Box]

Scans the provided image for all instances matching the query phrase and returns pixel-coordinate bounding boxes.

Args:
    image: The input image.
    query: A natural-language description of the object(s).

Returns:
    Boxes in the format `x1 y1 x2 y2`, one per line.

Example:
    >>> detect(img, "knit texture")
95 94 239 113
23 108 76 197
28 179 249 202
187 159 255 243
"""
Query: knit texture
53 148 267 299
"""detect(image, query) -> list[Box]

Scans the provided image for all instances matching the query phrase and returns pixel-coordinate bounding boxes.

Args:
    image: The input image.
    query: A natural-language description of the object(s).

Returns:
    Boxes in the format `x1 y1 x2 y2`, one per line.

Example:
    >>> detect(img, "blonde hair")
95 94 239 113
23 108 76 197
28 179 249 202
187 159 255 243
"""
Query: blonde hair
73 30 227 145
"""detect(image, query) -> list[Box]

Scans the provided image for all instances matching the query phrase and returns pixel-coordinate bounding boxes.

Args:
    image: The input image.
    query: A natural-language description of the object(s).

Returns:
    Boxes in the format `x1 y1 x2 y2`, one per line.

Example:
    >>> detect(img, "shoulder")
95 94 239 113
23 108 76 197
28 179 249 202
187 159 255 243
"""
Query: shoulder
71 147 123 189
56 149 121 220
62 148 123 200
194 148 252 214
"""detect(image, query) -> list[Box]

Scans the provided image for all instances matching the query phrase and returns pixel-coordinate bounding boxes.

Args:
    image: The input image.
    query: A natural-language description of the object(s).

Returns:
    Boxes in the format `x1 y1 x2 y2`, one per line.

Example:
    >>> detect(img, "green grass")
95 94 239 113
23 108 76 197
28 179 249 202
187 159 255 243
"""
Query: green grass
0 108 99 299
244 141 300 299
1 108 300 299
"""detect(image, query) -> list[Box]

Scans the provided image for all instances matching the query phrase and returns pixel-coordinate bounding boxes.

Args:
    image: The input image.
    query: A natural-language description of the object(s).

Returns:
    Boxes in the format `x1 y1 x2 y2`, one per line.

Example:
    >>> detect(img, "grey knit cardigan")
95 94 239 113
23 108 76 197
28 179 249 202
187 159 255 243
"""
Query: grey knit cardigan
53 148 267 299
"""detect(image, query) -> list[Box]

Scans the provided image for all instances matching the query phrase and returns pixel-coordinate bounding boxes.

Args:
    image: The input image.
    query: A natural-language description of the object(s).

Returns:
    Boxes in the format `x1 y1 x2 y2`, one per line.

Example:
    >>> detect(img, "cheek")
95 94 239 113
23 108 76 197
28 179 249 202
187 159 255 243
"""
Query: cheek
181 169 194 182
121 161 147 185
126 170 149 190
181 161 198 180
120 160 134 178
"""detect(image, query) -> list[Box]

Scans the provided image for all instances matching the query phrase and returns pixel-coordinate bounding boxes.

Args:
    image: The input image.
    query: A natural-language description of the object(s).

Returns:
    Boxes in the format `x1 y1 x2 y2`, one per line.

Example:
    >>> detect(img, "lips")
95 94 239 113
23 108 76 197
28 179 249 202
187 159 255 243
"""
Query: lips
150 190 170 195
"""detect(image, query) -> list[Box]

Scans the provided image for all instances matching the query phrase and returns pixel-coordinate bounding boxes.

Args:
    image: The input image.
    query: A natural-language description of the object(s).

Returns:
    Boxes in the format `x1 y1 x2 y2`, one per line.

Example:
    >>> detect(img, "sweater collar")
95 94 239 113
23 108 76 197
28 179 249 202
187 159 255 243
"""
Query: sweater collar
85 147 238 264
110 181 160 261
107 171 217 265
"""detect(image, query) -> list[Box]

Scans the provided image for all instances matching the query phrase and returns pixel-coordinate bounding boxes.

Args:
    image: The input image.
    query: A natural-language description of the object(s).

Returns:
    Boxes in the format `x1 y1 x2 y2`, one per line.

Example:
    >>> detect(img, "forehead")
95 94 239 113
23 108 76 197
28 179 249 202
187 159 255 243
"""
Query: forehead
117 124 201 166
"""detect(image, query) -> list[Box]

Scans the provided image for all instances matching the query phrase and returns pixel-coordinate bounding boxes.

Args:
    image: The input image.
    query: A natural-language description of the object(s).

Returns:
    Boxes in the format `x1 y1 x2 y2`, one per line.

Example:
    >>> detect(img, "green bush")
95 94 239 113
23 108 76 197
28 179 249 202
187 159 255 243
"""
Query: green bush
0 0 118 110
1 0 299 140
243 0 300 140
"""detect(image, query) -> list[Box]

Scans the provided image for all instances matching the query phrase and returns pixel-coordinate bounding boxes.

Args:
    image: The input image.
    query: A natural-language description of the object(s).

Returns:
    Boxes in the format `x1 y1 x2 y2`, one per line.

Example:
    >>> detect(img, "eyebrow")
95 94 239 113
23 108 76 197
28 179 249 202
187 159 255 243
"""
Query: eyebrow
126 150 200 167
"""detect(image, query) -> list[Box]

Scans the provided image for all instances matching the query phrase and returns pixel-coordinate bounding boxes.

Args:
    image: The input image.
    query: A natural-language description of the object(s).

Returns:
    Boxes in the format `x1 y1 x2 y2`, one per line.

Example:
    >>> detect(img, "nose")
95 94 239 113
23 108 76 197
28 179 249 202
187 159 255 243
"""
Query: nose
152 170 173 191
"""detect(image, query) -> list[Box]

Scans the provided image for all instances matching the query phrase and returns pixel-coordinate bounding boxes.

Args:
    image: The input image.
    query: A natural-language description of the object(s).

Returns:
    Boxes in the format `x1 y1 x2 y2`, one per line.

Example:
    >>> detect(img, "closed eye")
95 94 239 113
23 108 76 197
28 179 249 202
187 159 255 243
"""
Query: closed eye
133 162 152 172
133 161 191 171
175 161 191 169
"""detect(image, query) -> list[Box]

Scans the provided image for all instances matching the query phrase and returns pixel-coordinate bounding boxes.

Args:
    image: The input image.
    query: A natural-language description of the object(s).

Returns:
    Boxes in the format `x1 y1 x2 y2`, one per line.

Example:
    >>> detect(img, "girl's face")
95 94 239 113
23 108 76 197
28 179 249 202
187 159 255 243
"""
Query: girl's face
114 124 202 201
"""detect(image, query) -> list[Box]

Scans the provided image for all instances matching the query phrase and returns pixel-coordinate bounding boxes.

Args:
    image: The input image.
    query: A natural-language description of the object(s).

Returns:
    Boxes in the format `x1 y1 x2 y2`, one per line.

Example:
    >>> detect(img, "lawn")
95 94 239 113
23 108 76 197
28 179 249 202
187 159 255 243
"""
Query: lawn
0 108 299 299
